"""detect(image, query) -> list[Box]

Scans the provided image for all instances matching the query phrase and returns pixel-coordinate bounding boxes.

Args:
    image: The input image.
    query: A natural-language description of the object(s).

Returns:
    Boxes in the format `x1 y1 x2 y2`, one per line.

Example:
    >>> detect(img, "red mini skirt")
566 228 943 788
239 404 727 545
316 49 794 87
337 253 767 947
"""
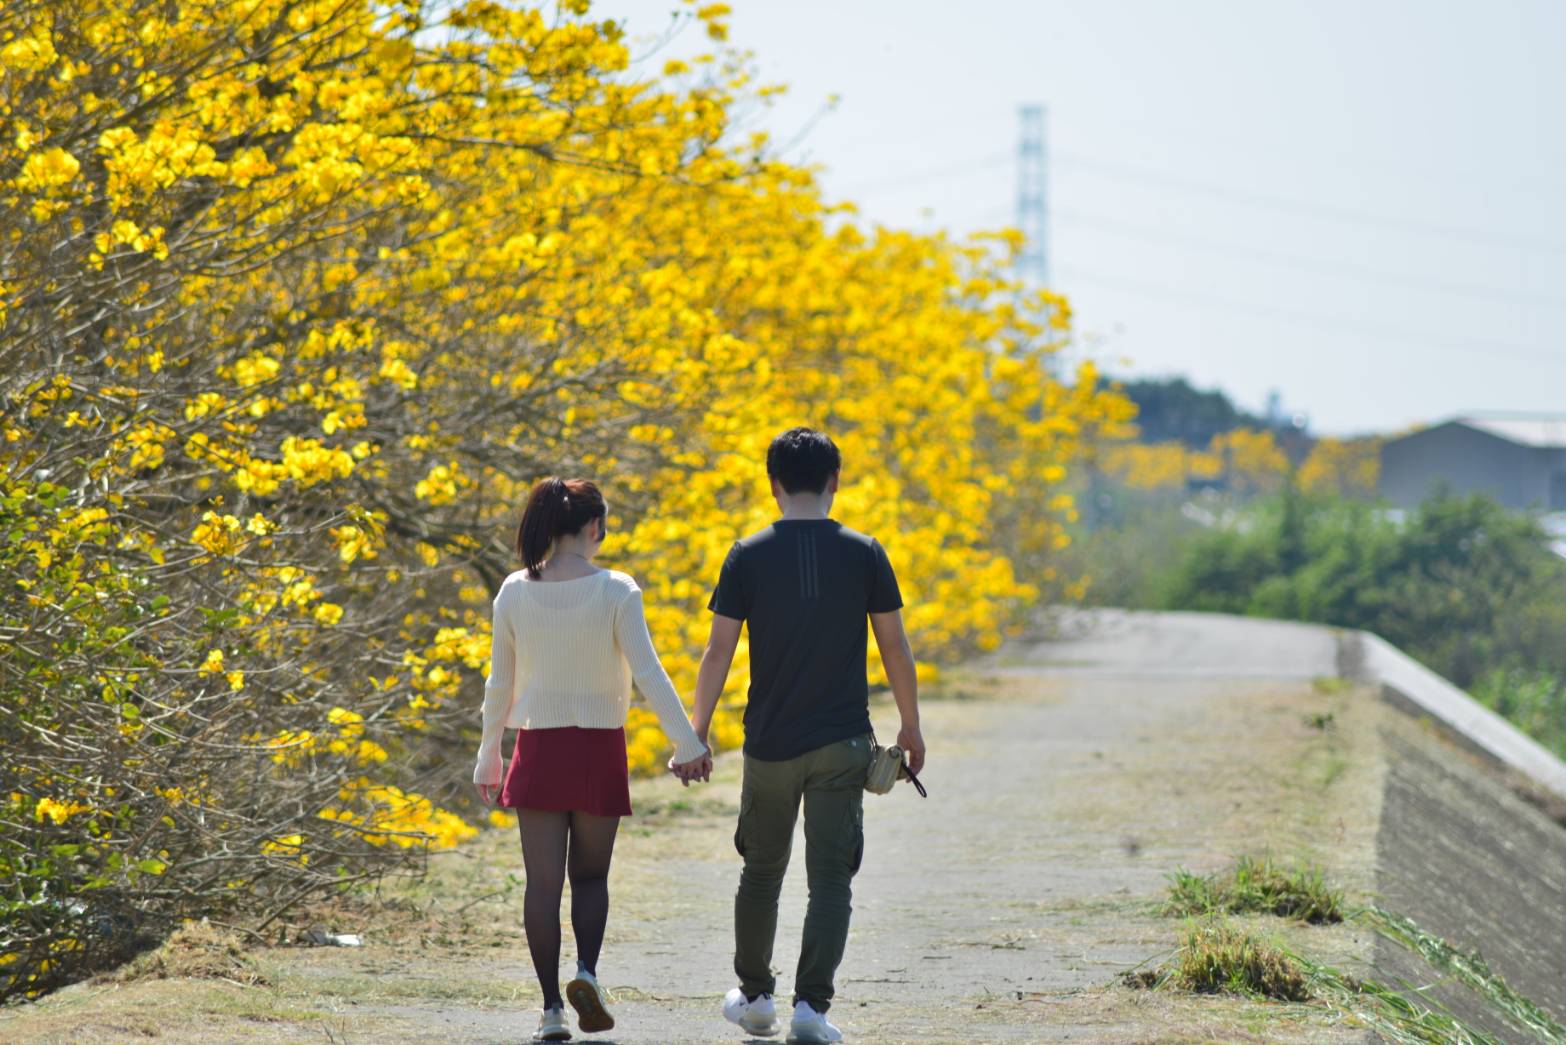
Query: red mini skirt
499 726 632 818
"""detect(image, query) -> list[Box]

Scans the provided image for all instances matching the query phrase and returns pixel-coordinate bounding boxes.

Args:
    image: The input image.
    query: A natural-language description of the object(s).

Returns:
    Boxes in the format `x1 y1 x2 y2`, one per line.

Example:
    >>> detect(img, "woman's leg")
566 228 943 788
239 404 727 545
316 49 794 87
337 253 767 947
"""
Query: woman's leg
517 809 570 1008
565 811 621 976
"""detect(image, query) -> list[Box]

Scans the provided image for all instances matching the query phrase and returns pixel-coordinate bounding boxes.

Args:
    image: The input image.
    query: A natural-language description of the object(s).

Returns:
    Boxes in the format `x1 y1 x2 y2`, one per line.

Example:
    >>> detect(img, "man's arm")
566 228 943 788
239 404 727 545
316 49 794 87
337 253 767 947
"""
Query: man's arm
691 613 743 747
870 609 924 774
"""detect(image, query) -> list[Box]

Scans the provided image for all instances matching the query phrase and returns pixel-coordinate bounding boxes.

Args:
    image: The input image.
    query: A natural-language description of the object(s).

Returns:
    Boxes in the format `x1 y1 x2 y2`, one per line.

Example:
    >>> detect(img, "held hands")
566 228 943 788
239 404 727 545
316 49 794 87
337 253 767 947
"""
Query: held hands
896 721 926 775
668 747 713 787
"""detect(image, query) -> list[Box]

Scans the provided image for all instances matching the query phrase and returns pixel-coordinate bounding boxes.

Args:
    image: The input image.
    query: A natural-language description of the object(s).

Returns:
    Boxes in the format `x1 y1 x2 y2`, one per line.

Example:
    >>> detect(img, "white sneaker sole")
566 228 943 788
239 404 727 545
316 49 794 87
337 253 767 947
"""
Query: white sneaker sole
724 1010 780 1037
722 990 780 1037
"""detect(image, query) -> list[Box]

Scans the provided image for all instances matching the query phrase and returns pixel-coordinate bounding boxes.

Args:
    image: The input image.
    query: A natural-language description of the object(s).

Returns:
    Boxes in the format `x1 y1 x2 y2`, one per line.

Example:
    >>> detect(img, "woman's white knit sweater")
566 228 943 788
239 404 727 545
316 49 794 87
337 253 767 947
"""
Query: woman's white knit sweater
473 568 707 786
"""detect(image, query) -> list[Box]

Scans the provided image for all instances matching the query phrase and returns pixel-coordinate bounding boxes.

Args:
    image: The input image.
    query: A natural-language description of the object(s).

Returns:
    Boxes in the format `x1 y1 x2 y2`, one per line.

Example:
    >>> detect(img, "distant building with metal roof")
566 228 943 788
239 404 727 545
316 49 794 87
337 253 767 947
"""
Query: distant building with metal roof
1379 413 1566 511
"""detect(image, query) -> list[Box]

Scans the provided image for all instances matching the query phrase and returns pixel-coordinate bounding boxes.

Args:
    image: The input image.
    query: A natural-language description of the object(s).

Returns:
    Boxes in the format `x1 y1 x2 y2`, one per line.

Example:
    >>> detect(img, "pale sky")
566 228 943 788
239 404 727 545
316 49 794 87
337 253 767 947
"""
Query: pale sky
592 0 1566 436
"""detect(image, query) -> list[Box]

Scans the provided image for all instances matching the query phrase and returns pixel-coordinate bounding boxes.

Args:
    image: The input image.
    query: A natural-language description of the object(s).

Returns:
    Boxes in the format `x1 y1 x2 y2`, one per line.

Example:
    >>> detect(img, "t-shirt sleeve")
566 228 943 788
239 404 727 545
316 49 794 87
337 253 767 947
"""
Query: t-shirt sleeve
707 541 748 620
867 537 904 613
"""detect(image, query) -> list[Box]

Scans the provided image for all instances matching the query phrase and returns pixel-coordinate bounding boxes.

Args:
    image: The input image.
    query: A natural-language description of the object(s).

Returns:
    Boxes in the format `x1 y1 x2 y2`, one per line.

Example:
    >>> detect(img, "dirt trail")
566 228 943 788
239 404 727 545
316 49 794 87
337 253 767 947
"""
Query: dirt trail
6 612 1386 1044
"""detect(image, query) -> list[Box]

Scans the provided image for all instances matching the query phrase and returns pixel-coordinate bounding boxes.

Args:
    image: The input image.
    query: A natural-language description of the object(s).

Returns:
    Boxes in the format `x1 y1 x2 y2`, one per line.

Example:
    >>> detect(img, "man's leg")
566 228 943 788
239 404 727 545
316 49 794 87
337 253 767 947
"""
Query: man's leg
734 752 803 1000
794 734 872 1012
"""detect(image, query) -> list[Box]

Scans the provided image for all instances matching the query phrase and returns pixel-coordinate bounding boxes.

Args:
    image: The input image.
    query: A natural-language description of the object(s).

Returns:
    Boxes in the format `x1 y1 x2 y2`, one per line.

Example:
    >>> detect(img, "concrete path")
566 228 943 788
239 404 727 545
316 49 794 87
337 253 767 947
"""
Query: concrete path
7 611 1389 1044
591 612 1363 1043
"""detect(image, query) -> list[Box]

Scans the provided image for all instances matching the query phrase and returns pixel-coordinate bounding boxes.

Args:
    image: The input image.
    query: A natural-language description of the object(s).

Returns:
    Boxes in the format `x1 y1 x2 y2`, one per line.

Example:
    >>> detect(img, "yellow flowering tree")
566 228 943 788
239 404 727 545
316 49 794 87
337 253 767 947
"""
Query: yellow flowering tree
1297 436 1380 497
1098 440 1222 492
1098 429 1289 495
1 0 1128 998
1210 428 1289 495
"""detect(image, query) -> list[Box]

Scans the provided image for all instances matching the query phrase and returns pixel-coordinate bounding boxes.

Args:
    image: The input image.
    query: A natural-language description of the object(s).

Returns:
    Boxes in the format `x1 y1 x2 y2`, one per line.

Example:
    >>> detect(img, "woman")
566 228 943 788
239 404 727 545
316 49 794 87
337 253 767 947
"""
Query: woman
474 476 712 1042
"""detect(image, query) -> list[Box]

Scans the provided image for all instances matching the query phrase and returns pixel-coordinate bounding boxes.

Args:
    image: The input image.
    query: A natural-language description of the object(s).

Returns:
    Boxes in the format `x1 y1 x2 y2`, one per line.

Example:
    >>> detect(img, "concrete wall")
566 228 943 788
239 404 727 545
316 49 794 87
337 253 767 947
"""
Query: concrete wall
1342 627 1566 1031
1372 717 1566 1035
1347 631 1566 802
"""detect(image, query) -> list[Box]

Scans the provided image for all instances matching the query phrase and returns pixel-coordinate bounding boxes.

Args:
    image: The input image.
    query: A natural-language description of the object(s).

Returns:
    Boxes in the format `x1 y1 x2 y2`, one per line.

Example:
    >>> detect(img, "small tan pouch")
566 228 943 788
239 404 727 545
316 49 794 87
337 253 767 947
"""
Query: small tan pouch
864 732 927 797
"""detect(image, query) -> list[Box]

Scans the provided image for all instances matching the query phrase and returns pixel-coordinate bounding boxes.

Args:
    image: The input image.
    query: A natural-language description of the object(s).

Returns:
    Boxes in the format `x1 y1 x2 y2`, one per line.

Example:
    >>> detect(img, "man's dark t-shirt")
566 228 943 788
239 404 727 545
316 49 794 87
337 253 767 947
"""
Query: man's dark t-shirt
708 519 903 761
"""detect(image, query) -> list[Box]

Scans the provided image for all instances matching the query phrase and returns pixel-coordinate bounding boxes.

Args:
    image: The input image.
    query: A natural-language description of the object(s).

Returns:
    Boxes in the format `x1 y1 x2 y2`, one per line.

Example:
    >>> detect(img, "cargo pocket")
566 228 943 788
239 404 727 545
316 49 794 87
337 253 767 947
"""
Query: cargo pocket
848 802 865 875
733 790 753 857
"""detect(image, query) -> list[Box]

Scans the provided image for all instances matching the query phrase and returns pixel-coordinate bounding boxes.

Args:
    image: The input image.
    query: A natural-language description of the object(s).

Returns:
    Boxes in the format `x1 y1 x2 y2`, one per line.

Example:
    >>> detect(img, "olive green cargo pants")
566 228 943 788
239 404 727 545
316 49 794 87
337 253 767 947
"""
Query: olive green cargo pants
733 733 873 1012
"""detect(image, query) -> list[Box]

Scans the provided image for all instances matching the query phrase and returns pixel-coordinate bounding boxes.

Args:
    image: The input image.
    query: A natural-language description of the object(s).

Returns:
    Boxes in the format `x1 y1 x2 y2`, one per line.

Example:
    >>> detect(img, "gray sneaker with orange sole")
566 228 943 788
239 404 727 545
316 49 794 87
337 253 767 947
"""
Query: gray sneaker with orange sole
565 968 615 1034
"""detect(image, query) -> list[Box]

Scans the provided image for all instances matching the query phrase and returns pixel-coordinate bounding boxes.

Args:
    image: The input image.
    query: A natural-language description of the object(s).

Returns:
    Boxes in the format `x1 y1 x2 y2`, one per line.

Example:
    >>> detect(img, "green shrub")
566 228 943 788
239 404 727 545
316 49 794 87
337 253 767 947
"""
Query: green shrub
1471 670 1566 761
1157 487 1566 711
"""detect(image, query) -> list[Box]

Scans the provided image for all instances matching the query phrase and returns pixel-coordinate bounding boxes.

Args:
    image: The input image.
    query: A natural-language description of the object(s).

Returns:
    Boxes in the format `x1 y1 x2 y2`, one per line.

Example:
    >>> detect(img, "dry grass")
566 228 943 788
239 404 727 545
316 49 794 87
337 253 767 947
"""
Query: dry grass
105 920 267 988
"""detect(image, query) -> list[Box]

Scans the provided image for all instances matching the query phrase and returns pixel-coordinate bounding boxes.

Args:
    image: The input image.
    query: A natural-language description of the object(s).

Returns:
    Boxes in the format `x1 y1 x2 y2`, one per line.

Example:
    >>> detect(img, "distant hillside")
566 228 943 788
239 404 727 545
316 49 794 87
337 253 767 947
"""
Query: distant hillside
1114 375 1286 447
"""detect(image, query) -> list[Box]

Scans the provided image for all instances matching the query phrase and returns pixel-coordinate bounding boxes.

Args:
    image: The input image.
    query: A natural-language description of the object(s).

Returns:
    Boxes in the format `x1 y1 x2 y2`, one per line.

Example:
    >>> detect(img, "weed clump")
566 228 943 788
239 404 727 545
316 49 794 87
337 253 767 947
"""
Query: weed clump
1163 855 1343 924
1170 922 1311 1002
1129 901 1561 1043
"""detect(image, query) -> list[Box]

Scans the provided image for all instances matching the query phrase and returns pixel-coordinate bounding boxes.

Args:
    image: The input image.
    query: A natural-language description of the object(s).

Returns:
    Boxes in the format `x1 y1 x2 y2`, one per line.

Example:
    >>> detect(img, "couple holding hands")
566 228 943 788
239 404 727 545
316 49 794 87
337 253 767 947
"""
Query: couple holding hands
474 427 925 1043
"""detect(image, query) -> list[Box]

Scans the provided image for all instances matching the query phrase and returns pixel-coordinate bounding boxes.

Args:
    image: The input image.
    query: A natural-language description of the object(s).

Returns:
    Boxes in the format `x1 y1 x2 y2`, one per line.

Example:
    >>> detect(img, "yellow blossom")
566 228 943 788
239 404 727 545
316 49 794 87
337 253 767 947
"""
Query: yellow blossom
34 797 91 824
18 148 80 193
191 511 243 555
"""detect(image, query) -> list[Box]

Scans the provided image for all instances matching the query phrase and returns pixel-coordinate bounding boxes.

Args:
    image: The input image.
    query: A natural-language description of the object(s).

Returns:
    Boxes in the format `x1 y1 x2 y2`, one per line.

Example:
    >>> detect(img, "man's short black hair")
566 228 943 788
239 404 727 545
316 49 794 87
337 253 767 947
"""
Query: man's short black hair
767 427 841 495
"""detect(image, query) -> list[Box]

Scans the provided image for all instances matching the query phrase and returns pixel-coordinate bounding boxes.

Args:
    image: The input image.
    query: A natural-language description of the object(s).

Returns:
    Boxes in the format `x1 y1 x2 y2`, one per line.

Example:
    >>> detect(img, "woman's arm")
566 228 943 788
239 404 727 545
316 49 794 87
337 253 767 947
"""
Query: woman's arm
473 586 517 799
614 586 709 766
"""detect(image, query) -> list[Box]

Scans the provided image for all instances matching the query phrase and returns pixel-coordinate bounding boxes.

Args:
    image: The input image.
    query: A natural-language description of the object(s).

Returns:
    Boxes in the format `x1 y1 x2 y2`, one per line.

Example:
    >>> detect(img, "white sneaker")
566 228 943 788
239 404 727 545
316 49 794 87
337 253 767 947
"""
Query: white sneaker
787 1000 843 1044
534 1004 571 1041
723 986 780 1036
564 966 615 1034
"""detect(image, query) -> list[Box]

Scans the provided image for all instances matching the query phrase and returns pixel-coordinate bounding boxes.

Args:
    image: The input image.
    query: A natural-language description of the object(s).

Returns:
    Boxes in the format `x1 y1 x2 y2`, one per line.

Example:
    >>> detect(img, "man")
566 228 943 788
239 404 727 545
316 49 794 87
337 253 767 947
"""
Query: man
690 427 926 1044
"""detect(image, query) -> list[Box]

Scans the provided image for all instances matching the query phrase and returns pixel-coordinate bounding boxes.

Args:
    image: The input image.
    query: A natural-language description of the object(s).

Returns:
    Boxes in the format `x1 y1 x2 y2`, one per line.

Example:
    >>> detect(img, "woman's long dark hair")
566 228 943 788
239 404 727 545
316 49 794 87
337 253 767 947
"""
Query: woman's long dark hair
516 477 607 578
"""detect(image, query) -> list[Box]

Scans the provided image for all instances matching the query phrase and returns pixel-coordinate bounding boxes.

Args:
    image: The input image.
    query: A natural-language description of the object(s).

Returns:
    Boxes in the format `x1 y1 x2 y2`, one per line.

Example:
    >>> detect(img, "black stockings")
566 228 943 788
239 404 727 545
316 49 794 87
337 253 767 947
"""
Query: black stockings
516 810 621 1009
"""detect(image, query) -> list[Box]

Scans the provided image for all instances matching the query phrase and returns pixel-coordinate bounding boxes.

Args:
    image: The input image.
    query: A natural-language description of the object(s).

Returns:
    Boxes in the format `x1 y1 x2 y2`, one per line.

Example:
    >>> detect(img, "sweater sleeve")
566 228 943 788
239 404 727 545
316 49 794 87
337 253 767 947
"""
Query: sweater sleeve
613 584 708 764
473 585 517 786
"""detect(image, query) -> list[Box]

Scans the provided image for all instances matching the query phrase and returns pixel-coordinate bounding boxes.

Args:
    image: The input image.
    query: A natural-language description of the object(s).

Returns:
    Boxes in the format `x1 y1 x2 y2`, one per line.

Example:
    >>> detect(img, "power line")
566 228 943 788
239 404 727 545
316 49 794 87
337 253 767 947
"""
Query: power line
1052 112 1563 206
970 199 1566 315
1049 208 1566 312
833 152 1011 196
833 148 1566 256
1057 265 1563 365
1051 151 1566 257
